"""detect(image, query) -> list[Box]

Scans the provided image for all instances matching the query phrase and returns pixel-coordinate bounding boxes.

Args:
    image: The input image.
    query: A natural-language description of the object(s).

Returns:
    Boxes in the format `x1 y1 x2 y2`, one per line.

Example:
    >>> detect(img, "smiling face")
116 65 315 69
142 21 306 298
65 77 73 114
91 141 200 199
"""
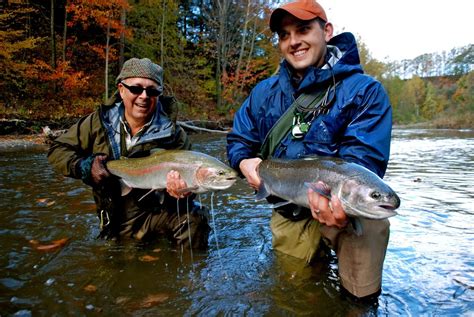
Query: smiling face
277 14 333 78
118 77 159 131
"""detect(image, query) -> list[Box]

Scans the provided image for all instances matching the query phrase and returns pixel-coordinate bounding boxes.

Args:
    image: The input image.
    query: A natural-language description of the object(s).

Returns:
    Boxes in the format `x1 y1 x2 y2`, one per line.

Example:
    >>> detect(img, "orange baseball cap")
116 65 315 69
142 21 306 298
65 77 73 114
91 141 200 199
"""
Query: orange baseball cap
269 0 328 32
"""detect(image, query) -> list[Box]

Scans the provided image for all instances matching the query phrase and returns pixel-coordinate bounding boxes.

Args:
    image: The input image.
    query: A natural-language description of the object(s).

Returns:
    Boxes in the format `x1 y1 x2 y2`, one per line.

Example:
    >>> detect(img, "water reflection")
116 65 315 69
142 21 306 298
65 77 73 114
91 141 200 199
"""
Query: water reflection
0 129 473 315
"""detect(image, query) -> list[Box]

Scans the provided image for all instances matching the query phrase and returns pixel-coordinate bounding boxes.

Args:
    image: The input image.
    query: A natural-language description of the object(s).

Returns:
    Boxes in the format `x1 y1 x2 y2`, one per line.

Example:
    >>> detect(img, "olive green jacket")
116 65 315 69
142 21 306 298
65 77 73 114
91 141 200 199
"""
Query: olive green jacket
48 95 191 238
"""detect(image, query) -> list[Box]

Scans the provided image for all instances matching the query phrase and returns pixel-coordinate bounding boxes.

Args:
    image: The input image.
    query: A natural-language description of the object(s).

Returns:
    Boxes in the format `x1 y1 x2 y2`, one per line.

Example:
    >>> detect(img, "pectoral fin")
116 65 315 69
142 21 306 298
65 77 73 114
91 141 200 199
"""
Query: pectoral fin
271 201 292 208
304 182 331 199
119 179 133 196
138 188 156 202
255 181 270 201
348 217 363 236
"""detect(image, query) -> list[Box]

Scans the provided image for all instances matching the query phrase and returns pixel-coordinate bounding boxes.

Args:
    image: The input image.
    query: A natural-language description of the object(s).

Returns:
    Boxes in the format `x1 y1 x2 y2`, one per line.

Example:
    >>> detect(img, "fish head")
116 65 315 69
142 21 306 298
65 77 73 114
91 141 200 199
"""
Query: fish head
194 165 238 192
339 178 401 219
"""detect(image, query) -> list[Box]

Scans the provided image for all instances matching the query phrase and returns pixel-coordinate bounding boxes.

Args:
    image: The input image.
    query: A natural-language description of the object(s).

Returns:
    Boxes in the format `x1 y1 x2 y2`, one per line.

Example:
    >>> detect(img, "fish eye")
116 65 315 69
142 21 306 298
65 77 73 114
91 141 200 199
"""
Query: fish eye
218 170 225 175
371 191 382 200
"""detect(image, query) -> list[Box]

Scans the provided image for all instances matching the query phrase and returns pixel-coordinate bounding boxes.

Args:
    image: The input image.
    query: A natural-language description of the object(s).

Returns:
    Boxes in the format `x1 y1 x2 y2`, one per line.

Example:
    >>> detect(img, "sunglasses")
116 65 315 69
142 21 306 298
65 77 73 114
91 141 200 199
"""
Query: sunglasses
120 82 162 97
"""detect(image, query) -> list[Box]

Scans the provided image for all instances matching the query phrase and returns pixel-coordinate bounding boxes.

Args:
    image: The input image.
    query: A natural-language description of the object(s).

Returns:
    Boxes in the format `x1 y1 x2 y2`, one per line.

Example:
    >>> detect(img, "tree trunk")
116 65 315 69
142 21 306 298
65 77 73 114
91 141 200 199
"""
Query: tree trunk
160 0 166 68
119 7 126 70
235 0 251 82
215 0 230 110
50 0 56 68
105 17 111 102
240 12 258 93
62 0 67 62
50 0 57 92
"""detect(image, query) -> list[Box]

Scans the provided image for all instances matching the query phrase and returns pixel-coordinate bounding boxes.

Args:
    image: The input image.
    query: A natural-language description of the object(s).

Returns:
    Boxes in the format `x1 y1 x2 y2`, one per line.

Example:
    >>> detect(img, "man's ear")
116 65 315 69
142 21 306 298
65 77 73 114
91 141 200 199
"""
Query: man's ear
324 22 334 42
117 83 125 99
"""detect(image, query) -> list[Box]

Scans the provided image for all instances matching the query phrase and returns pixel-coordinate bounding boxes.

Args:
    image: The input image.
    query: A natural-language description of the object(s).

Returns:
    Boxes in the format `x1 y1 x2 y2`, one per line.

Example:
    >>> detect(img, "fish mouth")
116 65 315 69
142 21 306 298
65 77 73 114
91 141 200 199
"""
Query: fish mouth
207 178 237 191
341 198 398 219
379 204 398 211
371 204 398 218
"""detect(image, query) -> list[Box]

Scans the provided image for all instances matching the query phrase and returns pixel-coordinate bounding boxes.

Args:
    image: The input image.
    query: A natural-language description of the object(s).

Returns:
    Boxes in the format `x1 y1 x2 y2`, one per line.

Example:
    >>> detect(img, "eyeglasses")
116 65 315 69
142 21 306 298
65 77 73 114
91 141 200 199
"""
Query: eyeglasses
120 82 162 97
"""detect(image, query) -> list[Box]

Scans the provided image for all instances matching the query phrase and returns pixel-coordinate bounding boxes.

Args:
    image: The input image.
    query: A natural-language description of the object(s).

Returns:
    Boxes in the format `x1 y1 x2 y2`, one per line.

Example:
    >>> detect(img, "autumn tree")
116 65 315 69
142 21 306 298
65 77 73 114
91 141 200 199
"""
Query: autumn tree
66 0 131 101
199 0 278 117
357 36 386 80
452 71 474 112
421 82 446 120
381 76 404 123
0 5 45 113
224 1 280 112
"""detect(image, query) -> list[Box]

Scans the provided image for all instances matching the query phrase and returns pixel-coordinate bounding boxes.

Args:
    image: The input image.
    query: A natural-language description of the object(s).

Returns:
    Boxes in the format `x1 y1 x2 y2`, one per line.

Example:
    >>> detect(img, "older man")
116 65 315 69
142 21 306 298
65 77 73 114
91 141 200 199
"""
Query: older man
48 58 210 247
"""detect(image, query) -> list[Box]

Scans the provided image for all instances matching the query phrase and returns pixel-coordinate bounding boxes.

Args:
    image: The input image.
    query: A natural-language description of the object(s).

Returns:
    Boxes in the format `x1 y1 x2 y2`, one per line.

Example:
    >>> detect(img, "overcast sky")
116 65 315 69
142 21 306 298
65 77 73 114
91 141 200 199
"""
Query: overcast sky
318 0 473 61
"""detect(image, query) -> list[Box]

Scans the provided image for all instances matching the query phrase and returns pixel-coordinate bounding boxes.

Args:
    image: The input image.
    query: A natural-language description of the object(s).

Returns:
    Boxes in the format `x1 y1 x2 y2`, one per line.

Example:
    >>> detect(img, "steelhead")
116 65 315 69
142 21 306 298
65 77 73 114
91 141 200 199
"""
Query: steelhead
107 150 238 195
257 156 400 220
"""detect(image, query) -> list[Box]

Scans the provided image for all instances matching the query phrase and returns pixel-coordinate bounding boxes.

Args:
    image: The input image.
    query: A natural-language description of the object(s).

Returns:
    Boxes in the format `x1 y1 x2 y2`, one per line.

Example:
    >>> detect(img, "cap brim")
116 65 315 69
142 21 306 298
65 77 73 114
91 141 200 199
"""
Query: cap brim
270 8 320 32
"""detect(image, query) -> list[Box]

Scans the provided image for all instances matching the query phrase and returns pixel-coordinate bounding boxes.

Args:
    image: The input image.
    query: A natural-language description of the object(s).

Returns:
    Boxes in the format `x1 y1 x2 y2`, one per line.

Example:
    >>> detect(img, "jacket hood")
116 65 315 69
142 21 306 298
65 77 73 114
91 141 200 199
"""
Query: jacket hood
278 32 363 96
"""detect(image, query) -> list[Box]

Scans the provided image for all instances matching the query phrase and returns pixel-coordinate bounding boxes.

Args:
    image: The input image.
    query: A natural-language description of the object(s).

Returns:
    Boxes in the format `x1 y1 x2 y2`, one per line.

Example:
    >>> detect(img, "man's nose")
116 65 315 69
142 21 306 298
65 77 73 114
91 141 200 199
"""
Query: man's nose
138 89 148 98
289 33 301 47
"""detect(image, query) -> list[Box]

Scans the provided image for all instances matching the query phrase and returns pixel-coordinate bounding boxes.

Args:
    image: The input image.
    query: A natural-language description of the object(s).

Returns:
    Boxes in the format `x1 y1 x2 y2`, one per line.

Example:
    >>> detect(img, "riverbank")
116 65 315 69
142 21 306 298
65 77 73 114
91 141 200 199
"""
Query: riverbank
0 118 231 149
1 117 472 149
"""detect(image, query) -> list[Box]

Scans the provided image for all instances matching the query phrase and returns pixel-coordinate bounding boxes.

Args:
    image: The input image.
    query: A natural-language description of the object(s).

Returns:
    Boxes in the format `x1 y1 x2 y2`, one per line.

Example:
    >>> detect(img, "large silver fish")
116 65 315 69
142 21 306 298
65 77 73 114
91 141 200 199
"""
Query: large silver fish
257 156 400 220
107 150 238 195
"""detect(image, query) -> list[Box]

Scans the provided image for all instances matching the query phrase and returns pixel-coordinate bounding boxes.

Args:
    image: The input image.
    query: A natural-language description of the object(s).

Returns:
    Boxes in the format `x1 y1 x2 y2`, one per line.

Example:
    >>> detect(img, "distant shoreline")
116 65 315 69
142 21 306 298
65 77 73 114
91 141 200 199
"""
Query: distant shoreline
1 124 472 150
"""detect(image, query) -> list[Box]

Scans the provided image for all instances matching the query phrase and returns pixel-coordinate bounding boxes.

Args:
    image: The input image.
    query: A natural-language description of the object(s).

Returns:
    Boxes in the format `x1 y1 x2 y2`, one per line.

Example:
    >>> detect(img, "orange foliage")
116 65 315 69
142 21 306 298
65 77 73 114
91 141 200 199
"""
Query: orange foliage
29 237 70 252
67 0 132 39
25 59 90 92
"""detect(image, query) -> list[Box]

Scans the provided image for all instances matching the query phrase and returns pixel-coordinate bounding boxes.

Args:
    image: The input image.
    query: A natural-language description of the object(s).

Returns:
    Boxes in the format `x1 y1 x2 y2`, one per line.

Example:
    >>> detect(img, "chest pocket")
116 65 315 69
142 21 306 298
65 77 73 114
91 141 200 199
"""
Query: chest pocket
273 119 338 159
304 119 333 143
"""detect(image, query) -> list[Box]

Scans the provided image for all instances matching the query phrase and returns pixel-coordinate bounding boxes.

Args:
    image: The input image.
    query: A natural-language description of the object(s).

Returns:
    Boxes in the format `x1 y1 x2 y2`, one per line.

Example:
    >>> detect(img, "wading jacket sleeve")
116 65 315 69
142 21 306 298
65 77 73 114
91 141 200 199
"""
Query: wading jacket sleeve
227 32 393 178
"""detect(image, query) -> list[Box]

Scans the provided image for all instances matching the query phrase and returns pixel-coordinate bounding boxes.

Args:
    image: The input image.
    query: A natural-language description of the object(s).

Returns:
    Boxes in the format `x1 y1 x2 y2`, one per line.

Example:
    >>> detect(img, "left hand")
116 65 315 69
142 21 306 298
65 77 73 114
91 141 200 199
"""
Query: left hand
90 154 111 185
166 170 192 199
307 182 348 228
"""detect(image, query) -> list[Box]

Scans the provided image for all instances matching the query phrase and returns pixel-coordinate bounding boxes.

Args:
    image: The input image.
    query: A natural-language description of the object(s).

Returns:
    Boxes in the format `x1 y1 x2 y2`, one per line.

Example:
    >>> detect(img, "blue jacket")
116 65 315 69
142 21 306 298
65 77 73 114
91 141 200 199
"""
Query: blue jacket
227 32 392 178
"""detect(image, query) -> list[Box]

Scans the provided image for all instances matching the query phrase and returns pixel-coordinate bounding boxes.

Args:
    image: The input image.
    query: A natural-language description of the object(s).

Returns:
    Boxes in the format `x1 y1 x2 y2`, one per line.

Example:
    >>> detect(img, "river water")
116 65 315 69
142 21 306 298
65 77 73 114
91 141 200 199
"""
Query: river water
0 128 473 316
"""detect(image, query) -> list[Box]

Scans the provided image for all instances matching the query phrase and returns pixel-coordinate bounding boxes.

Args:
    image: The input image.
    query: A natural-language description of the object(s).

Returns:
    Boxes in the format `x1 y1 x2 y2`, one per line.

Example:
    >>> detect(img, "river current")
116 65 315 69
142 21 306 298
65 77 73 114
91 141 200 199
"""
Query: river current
0 128 473 316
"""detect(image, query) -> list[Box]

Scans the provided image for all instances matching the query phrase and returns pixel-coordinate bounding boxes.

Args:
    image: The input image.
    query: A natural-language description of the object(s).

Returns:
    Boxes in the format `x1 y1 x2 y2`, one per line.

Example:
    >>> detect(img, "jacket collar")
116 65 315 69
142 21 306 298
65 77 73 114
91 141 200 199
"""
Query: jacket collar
100 101 174 159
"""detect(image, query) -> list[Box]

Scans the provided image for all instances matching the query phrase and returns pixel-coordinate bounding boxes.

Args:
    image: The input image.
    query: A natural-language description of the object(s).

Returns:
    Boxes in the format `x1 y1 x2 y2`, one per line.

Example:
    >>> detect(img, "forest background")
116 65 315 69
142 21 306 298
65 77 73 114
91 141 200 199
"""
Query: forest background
1 0 473 134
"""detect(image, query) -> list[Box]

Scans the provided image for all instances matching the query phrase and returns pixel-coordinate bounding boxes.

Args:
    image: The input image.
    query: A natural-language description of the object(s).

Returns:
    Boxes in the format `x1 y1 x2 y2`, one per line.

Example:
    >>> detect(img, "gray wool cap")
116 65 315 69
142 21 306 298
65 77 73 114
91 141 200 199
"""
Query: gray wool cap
115 58 163 89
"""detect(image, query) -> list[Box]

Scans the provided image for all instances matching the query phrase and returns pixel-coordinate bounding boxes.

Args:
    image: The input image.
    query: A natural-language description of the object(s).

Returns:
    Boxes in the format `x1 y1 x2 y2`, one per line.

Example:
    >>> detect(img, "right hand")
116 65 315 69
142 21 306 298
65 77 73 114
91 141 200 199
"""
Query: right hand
239 158 262 191
307 182 348 229
90 154 110 185
166 170 192 199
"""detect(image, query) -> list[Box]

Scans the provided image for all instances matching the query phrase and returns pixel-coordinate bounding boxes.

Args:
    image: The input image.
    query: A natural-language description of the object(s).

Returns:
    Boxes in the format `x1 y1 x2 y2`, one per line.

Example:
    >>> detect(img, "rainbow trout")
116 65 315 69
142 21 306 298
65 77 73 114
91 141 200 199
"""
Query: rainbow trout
257 156 400 220
107 150 238 195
